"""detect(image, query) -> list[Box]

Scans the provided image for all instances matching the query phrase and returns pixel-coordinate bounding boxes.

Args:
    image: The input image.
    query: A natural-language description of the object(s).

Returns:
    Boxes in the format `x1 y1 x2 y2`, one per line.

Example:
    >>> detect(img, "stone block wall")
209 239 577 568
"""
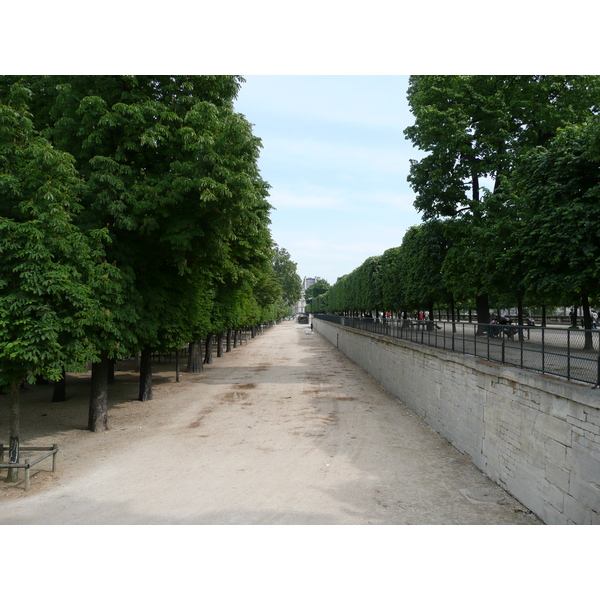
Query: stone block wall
314 318 600 524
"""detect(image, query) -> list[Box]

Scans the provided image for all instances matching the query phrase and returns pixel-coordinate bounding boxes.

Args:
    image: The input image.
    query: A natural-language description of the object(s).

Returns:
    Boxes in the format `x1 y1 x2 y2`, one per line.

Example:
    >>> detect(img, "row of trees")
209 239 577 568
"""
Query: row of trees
307 76 600 347
1 77 301 479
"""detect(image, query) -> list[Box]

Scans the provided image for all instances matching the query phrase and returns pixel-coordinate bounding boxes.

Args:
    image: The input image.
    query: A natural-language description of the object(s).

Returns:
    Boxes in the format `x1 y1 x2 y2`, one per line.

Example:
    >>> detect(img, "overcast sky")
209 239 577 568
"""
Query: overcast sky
234 75 424 284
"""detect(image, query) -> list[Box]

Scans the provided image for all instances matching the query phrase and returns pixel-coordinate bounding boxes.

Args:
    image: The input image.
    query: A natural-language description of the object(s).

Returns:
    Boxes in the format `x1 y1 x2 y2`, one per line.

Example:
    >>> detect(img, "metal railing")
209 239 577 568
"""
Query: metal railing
0 444 58 491
314 315 600 388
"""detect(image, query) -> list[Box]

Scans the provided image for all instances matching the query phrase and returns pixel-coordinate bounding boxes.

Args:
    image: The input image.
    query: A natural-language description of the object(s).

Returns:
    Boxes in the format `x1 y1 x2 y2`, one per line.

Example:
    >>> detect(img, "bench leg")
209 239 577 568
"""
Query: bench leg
52 444 58 472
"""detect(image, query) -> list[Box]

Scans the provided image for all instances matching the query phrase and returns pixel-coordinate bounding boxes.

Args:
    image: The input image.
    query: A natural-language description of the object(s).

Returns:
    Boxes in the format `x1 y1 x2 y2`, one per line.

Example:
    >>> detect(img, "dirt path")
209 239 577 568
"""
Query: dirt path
0 320 541 524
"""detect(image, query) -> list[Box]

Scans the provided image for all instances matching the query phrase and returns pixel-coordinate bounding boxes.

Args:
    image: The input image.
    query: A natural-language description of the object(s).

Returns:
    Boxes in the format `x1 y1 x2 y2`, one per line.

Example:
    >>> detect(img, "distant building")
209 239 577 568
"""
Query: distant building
295 276 322 314
294 296 306 315
302 276 322 292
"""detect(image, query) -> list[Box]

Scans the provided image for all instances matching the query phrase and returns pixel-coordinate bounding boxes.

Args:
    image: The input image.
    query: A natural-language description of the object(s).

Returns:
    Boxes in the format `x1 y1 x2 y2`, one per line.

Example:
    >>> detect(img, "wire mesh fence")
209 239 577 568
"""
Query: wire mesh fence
314 314 600 388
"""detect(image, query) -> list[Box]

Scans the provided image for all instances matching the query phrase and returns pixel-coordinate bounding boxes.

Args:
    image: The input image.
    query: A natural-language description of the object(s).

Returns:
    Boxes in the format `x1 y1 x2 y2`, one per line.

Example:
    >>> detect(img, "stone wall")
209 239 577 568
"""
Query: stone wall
314 318 600 524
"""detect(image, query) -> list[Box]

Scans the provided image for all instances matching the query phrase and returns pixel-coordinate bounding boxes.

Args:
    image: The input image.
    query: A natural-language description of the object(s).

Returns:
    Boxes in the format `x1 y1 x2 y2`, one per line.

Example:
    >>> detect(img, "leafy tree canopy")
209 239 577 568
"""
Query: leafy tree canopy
305 279 330 300
510 119 600 305
405 75 600 220
0 85 107 384
271 245 302 306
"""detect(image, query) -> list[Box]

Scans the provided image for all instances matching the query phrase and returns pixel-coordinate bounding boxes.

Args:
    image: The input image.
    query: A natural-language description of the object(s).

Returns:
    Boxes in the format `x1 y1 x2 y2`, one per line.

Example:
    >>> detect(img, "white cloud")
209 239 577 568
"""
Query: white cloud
269 185 416 215
264 136 413 177
344 190 417 213
293 237 398 260
269 187 345 210
295 238 329 251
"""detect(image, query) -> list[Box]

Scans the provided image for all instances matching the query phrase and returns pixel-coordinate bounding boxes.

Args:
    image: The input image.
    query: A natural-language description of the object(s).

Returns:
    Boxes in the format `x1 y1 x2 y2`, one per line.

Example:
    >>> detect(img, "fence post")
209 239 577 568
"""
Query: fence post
597 331 600 388
520 327 524 369
567 328 571 381
24 460 30 491
52 444 58 472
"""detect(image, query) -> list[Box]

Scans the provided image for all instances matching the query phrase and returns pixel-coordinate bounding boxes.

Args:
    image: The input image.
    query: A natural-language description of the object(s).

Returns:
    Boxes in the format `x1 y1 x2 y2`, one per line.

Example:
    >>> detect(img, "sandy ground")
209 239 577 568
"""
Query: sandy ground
0 320 541 525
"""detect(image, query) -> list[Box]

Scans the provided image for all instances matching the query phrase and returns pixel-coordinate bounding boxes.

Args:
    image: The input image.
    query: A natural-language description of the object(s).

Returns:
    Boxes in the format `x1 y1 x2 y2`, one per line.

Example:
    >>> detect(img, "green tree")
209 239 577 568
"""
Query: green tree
305 279 330 301
401 221 451 322
404 75 600 331
440 216 500 325
509 119 600 348
0 86 107 475
10 76 273 421
325 275 350 314
271 245 302 307
356 257 383 316
379 247 405 315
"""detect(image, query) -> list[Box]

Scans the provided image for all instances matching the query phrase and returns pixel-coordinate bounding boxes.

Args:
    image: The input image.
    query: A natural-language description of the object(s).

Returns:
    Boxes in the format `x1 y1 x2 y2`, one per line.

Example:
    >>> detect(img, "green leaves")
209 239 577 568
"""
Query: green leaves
405 76 600 220
272 245 302 307
400 75 600 317
0 87 101 383
1 75 291 379
509 119 600 305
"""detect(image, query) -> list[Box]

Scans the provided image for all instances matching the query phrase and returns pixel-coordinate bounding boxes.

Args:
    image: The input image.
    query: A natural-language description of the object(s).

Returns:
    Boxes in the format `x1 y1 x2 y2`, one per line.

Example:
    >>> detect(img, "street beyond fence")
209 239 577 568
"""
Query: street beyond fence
314 315 600 388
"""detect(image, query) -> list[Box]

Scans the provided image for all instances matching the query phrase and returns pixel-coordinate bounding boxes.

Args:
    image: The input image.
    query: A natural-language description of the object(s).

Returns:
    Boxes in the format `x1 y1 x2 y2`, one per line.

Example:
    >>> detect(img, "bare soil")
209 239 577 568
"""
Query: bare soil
0 321 541 524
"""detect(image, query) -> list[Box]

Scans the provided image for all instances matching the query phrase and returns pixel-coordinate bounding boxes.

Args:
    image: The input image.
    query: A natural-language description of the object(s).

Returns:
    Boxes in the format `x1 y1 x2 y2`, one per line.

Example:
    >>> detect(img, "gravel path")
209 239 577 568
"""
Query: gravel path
0 320 541 524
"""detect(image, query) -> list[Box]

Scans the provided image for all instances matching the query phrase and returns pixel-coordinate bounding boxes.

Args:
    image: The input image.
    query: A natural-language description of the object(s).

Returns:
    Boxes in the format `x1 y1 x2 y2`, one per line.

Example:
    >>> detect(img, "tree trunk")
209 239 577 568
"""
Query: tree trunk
52 369 67 402
216 332 223 358
582 294 594 350
89 350 110 432
186 341 203 373
138 346 153 402
226 330 232 352
475 294 490 335
517 296 524 341
472 172 480 204
204 334 213 364
450 297 456 333
542 305 547 328
5 381 21 483
233 330 238 348
186 343 192 371
427 300 435 330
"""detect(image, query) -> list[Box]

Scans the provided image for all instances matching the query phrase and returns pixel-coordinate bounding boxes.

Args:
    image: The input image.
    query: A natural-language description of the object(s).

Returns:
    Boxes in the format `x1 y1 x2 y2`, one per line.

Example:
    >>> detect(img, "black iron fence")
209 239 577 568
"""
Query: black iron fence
314 315 600 388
